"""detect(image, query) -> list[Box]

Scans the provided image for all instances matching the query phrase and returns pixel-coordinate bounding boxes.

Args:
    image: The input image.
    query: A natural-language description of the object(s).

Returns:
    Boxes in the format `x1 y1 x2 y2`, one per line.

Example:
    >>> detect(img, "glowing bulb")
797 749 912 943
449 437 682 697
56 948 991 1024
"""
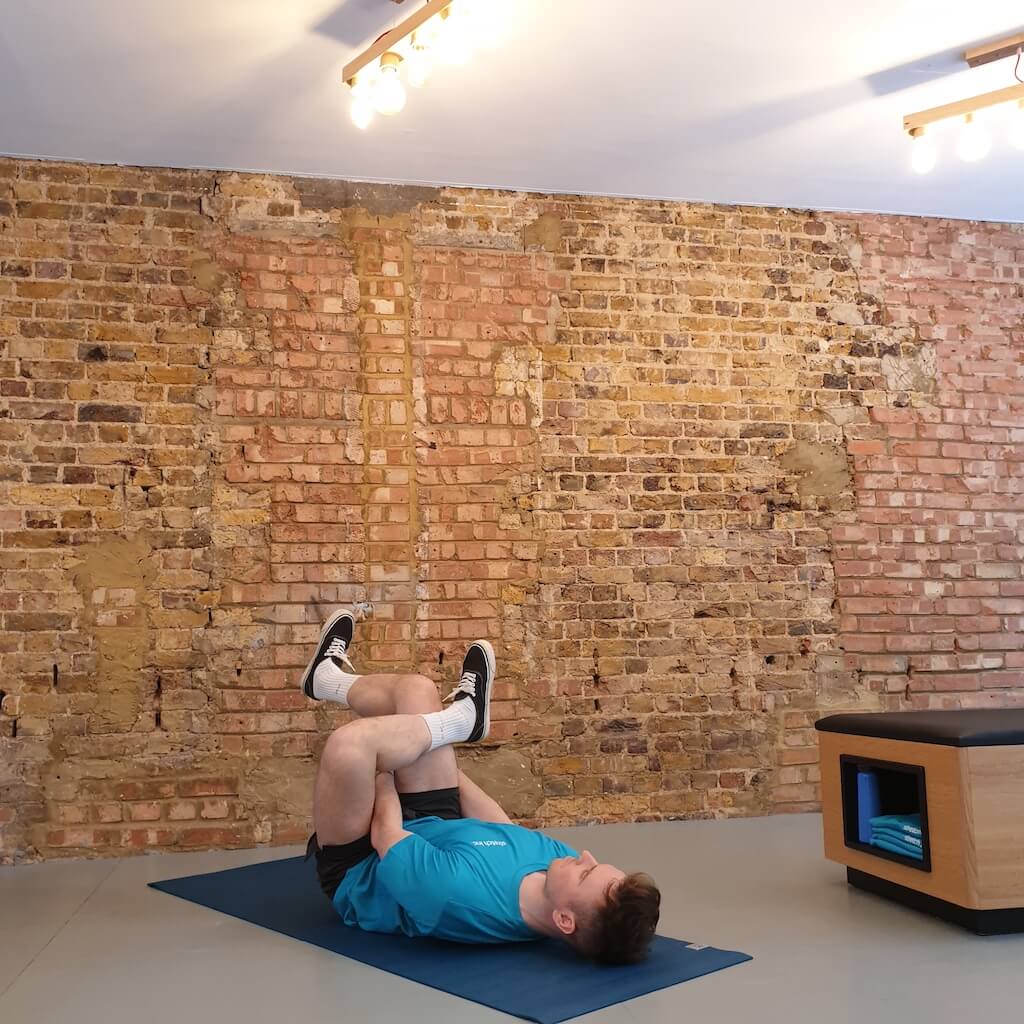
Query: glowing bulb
350 70 376 103
373 57 407 115
1009 101 1024 151
350 98 373 130
956 114 991 163
910 131 937 175
436 7 474 65
416 15 444 50
348 72 375 129
406 46 432 88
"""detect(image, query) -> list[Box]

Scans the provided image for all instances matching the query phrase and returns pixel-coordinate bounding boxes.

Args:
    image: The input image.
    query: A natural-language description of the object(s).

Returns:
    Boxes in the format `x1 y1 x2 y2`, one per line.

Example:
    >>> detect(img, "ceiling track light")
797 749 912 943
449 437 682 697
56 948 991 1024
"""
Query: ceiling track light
903 32 1024 172
343 0 505 128
344 0 451 86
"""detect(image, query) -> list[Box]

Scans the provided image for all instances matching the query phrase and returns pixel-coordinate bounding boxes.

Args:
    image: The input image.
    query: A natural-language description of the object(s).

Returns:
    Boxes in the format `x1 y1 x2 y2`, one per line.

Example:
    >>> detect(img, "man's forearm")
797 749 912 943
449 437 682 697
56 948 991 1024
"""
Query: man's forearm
457 770 513 824
371 772 411 856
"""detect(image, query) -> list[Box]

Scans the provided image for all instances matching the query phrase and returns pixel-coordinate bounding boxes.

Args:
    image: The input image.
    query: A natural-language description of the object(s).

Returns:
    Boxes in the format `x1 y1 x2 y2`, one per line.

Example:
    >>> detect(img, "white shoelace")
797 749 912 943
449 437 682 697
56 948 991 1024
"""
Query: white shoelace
324 637 355 672
444 671 477 703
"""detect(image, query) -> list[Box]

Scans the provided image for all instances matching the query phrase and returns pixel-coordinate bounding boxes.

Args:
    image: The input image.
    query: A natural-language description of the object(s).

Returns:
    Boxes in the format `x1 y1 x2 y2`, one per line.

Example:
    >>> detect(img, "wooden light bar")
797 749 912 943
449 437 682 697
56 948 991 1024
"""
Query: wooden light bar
904 82 1024 134
965 31 1024 69
342 0 452 85
904 31 1024 134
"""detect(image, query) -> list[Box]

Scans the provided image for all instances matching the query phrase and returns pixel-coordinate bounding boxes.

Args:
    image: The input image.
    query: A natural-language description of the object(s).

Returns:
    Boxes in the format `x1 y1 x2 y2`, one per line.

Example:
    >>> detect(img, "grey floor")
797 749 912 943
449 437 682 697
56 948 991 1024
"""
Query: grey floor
1 814 1021 1023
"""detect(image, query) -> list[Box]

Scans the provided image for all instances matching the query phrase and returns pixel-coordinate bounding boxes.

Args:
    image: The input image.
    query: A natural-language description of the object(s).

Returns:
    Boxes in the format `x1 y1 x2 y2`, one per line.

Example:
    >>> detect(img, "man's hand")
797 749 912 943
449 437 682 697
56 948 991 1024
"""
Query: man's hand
370 771 411 858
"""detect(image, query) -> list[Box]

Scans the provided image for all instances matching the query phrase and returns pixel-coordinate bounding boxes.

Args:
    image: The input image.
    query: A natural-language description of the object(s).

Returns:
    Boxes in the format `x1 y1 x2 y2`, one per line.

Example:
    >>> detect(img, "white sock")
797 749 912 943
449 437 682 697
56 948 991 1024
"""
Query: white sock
420 698 476 750
312 658 360 706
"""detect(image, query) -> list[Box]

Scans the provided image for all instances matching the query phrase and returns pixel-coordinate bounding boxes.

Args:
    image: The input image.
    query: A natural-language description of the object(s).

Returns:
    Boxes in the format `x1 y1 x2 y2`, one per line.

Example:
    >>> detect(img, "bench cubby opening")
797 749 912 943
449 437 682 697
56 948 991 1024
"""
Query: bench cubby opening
839 754 931 872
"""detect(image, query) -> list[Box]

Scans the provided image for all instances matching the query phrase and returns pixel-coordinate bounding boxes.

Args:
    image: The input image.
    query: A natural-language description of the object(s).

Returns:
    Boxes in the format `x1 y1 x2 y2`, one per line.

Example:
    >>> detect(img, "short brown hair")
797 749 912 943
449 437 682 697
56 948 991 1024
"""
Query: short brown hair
576 872 660 965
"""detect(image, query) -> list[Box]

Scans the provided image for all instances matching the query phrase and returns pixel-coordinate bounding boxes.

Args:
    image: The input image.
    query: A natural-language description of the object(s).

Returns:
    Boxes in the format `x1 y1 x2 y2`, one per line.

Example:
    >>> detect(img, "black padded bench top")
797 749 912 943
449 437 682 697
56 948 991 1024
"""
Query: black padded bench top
815 709 1024 747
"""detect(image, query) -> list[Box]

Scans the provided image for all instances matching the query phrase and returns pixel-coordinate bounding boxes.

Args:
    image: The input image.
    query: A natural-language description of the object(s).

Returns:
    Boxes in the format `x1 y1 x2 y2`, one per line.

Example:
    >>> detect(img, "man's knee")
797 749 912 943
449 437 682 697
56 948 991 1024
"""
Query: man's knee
396 673 441 714
322 720 374 771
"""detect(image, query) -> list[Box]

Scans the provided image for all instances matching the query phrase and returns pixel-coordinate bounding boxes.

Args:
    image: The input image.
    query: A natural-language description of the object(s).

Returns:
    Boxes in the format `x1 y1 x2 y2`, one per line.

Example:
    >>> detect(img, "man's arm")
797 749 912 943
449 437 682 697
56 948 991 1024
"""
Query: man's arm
457 769 513 824
370 771 412 857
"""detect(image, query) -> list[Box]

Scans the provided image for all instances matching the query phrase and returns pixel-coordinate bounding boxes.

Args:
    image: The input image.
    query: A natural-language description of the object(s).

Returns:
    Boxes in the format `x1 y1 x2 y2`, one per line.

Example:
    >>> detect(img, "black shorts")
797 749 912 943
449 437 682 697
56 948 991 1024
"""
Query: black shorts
306 786 462 901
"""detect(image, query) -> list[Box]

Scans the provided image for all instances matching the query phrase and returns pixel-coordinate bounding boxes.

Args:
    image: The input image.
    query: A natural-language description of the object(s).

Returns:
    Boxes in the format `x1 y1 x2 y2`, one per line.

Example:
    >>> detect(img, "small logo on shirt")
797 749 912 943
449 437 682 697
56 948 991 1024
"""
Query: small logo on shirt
471 840 508 847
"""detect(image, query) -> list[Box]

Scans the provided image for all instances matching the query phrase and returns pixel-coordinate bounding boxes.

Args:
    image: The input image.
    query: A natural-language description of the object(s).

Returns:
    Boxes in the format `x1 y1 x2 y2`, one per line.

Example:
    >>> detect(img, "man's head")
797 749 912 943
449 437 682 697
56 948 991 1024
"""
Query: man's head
544 851 661 964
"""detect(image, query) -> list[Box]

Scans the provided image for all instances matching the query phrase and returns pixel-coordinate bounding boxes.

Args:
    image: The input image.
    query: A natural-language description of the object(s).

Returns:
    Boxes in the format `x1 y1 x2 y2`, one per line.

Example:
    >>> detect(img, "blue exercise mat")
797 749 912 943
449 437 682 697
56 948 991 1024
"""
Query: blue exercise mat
150 855 751 1023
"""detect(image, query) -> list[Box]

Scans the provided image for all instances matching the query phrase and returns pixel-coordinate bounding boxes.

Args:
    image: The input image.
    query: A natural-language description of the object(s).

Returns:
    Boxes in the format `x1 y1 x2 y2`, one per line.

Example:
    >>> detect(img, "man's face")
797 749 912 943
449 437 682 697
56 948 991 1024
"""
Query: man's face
544 850 626 929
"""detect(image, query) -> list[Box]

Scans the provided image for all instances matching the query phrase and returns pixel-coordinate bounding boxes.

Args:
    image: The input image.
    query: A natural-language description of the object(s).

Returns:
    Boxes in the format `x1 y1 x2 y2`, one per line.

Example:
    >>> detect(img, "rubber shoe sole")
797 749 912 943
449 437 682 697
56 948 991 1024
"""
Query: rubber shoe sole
300 608 355 700
462 639 495 743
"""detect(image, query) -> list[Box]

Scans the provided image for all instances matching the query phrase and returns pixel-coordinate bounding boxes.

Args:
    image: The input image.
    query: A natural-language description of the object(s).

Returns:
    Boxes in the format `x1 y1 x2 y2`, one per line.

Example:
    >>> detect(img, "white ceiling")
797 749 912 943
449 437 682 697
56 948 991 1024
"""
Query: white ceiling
3 0 1023 222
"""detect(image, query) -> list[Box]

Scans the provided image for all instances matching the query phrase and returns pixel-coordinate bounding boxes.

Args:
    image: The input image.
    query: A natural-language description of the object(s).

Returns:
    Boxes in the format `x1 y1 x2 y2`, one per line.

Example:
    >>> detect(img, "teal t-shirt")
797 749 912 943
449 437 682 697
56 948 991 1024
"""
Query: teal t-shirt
332 817 578 944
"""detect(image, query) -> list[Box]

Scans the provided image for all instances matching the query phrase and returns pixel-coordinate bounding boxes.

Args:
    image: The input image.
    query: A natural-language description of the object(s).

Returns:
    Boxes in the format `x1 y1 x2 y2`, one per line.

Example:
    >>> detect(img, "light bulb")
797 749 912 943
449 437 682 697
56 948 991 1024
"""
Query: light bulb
350 98 373 130
1009 101 1024 151
910 131 937 175
351 71 374 99
956 114 991 162
406 46 432 88
373 60 407 115
416 15 444 50
436 8 474 65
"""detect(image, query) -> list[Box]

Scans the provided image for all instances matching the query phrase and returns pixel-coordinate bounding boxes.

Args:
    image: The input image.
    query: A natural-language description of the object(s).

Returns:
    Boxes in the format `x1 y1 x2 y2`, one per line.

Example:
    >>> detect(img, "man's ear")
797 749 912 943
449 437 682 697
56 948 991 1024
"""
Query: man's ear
553 908 576 936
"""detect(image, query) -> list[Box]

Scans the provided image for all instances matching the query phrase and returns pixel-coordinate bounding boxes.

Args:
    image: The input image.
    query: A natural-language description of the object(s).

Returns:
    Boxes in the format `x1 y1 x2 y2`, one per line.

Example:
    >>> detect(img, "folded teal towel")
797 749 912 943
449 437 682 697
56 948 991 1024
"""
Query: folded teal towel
871 827 922 849
870 835 923 860
869 813 921 837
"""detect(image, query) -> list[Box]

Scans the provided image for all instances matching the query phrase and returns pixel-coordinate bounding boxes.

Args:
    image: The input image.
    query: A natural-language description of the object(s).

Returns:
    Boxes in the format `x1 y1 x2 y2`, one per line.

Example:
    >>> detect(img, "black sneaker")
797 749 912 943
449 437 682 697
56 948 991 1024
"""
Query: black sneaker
300 608 355 700
443 640 495 742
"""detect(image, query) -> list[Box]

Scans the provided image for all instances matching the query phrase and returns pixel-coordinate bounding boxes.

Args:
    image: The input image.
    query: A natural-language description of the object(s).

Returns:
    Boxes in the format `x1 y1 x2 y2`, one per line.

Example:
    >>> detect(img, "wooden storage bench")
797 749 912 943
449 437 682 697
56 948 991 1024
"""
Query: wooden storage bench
815 709 1024 934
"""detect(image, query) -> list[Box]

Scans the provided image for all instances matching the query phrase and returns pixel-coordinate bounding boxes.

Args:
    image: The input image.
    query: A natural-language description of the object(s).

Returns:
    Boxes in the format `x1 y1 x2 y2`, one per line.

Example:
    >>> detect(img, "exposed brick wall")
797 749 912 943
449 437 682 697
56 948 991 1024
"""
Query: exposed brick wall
1 158 1022 861
832 215 1024 704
